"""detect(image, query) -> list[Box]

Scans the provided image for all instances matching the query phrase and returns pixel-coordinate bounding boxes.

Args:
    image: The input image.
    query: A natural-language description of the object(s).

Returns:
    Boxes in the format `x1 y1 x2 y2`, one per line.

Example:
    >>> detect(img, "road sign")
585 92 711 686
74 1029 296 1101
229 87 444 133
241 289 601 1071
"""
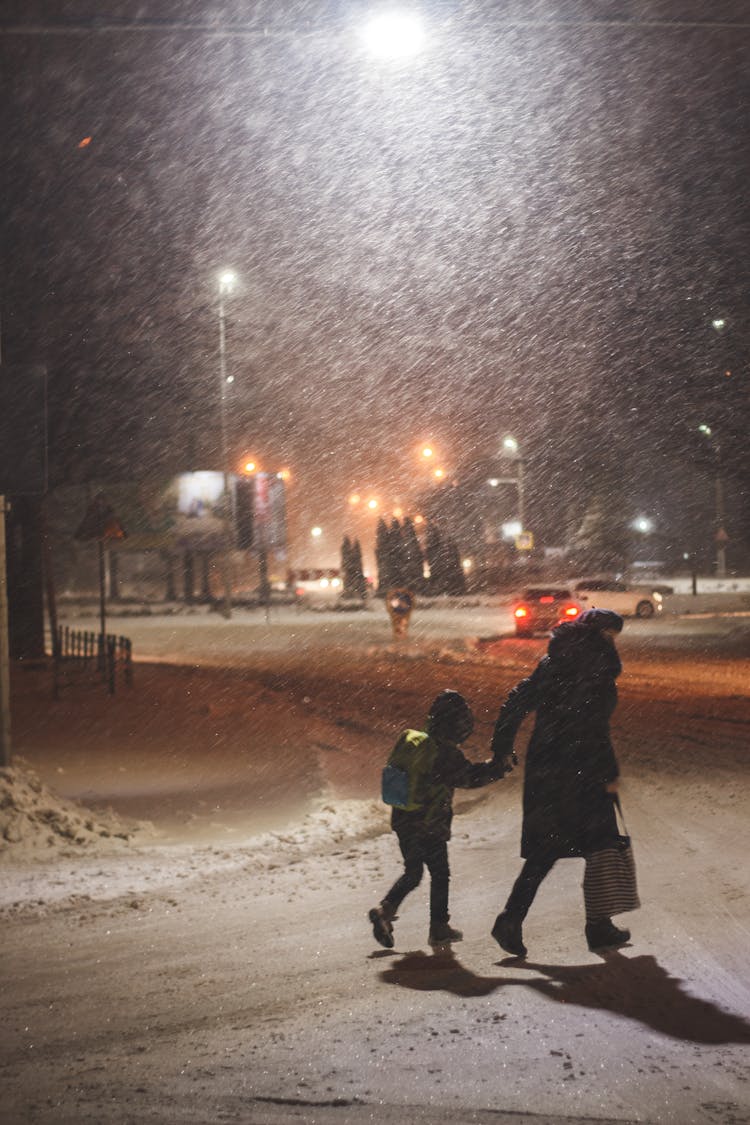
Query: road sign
75 495 127 542
715 527 730 544
515 531 534 551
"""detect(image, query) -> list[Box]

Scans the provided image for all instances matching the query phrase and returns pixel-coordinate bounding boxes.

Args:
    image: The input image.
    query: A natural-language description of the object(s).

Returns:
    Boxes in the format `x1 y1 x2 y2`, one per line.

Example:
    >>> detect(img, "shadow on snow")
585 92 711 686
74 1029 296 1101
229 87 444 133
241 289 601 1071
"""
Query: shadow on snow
378 948 750 1045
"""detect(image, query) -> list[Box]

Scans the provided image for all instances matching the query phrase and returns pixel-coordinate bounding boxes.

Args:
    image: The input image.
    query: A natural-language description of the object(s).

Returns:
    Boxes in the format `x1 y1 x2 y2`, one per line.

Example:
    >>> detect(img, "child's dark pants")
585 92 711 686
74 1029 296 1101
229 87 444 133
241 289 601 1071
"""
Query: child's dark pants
382 826 450 925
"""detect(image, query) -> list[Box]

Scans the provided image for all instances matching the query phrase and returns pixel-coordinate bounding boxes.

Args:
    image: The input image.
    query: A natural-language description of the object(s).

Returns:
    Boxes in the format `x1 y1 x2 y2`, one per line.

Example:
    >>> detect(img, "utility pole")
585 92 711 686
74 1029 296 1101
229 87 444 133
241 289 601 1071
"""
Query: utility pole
0 495 11 766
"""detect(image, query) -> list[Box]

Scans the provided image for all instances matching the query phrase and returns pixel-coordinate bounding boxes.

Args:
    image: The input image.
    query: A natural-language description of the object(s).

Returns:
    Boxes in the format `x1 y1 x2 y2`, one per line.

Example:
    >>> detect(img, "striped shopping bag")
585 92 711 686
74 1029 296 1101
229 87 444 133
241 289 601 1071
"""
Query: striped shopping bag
583 797 640 918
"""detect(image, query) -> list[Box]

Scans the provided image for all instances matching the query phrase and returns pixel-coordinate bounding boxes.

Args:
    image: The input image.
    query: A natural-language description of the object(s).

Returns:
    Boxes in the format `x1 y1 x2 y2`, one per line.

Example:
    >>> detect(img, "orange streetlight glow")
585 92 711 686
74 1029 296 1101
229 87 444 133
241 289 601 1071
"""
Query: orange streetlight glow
421 446 434 459
367 498 378 510
349 493 361 505
242 460 257 474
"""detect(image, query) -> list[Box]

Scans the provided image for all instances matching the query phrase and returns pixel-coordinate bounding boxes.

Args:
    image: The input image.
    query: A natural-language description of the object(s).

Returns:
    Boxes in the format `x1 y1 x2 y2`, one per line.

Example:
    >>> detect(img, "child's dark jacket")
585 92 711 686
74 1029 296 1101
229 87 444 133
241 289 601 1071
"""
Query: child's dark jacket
390 728 504 842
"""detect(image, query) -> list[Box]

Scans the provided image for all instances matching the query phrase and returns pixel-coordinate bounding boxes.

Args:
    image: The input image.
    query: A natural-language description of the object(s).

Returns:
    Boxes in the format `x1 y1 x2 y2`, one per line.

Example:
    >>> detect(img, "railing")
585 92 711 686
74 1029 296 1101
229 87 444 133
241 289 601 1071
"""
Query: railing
53 626 133 697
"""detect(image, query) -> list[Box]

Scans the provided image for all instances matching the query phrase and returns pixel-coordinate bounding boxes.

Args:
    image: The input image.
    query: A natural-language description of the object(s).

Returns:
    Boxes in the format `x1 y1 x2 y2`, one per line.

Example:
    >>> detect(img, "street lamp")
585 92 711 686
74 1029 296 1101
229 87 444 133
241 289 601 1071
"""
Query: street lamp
697 424 728 578
217 269 237 619
361 10 426 60
499 434 525 532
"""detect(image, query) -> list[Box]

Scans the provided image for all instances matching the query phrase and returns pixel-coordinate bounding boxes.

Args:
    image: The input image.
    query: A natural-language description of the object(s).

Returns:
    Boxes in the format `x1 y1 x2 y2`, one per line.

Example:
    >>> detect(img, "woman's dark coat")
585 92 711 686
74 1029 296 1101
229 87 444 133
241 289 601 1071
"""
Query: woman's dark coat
491 621 620 859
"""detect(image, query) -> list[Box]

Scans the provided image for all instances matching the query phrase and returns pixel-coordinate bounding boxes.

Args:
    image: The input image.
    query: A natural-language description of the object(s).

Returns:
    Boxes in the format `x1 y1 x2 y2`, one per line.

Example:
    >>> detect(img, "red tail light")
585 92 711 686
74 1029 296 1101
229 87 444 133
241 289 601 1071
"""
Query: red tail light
514 606 529 619
539 595 554 604
564 605 579 617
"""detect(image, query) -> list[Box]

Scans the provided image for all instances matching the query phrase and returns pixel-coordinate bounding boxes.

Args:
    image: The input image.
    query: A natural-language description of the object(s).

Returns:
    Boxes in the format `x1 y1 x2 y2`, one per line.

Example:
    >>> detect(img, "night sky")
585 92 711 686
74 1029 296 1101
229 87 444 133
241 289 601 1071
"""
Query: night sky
1 0 748 565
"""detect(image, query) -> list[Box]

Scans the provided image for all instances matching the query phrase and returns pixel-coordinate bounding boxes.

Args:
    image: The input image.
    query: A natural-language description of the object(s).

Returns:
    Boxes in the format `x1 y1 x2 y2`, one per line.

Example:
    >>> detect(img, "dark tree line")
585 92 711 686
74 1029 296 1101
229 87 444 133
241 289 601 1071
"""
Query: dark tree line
372 517 465 597
340 536 368 600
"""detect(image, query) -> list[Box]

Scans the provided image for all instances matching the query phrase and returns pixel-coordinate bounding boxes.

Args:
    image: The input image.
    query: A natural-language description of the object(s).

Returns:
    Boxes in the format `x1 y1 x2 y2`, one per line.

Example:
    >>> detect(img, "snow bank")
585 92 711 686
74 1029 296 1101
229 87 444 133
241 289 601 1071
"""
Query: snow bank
0 759 140 859
261 796 389 851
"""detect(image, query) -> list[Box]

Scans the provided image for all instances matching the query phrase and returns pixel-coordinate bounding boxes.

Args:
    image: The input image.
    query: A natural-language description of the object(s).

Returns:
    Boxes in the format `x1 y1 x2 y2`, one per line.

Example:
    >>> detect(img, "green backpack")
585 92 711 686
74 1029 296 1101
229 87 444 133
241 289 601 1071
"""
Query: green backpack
381 729 435 811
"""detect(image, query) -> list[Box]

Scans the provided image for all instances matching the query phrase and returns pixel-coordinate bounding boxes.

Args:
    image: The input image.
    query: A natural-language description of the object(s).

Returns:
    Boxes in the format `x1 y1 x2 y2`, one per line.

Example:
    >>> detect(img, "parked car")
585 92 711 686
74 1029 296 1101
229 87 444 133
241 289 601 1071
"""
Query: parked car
513 586 581 637
572 578 663 618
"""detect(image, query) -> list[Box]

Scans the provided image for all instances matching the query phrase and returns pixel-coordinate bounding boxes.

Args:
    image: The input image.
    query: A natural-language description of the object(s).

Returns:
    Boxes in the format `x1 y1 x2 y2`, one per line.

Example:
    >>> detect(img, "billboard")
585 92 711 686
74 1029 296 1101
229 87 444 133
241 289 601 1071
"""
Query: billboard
76 472 287 553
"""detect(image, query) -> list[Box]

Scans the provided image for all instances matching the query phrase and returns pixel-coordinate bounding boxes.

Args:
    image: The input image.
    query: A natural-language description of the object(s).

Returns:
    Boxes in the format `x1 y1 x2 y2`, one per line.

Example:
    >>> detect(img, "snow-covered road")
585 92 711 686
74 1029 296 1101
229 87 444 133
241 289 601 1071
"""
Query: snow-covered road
1 607 748 1124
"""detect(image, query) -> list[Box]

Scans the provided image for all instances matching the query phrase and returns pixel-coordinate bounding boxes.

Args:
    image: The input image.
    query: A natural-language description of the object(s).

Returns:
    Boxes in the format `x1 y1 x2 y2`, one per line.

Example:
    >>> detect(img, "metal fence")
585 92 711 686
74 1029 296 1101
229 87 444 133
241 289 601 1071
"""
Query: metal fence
53 626 133 697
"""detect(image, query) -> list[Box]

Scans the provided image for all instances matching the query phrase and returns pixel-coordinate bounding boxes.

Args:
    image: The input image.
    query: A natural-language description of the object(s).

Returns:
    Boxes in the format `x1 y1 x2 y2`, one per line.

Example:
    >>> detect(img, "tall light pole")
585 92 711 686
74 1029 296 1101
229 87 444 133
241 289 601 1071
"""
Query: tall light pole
698 424 727 579
217 270 237 619
501 434 525 531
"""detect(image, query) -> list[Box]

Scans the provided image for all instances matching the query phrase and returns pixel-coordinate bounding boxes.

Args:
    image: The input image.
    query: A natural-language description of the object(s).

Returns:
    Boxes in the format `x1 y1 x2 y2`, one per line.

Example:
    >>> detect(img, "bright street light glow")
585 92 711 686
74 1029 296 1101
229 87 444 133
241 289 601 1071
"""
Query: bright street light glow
434 468 444 479
367 498 378 510
218 270 237 292
349 493 361 505
698 423 712 436
632 517 653 534
421 446 434 459
502 520 522 540
243 460 256 474
311 526 323 538
502 434 519 456
361 11 426 60
712 317 726 331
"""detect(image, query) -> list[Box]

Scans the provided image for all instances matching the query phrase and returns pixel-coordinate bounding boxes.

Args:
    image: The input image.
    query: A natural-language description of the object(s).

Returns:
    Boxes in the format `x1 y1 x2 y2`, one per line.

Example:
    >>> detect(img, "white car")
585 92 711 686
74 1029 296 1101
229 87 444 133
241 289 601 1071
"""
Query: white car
290 568 343 607
572 578 663 618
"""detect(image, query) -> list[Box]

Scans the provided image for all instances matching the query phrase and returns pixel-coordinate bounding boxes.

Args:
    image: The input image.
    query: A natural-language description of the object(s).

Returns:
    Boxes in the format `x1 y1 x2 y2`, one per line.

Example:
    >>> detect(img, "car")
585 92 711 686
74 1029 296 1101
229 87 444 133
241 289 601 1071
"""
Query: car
513 586 581 637
290 568 343 607
572 578 663 618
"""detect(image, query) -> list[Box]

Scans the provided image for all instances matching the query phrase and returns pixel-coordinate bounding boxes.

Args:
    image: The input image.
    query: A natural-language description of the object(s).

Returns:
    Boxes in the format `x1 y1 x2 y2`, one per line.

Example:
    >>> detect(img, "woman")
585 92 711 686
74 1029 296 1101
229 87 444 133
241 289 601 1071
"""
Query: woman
490 607 631 956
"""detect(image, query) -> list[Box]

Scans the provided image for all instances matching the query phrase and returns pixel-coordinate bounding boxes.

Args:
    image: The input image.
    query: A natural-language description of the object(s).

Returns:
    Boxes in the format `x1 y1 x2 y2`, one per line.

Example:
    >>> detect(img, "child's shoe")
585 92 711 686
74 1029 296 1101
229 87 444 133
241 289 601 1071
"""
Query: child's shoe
428 922 463 946
368 905 395 948
491 911 527 957
585 918 630 951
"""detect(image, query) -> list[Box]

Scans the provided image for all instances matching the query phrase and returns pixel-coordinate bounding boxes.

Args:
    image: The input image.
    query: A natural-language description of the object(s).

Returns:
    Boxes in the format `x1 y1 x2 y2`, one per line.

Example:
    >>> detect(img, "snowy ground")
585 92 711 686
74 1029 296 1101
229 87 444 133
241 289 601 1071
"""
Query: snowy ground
1 602 749 1124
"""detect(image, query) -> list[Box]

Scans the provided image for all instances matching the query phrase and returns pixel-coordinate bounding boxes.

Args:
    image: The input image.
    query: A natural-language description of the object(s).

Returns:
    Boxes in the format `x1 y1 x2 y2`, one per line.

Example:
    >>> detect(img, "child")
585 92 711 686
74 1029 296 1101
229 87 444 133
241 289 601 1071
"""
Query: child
369 690 513 948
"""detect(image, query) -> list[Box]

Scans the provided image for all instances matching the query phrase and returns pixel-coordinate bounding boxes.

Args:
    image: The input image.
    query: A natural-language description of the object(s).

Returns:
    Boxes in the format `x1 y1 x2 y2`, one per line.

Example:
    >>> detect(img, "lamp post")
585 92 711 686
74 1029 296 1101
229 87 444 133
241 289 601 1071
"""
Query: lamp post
697 424 727 579
217 270 237 619
500 434 525 532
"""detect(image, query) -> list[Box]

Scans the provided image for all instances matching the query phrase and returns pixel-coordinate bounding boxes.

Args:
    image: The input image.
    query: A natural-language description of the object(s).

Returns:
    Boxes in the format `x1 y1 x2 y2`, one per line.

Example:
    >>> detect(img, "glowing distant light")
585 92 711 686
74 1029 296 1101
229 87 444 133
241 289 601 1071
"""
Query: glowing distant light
414 514 424 524
462 558 473 571
421 446 434 459
277 469 291 481
434 468 445 479
393 506 403 519
311 526 323 539
712 318 726 331
488 478 500 488
361 11 426 60
502 434 519 456
698 424 712 436
78 136 92 148
349 493 361 505
632 517 653 534
218 270 237 291
243 460 256 474
502 520 522 540
367 498 378 510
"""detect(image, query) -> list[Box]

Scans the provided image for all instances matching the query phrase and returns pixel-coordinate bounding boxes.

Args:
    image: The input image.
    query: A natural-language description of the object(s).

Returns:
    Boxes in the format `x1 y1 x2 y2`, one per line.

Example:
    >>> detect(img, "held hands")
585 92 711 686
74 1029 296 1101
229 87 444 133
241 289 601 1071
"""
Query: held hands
492 751 517 778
